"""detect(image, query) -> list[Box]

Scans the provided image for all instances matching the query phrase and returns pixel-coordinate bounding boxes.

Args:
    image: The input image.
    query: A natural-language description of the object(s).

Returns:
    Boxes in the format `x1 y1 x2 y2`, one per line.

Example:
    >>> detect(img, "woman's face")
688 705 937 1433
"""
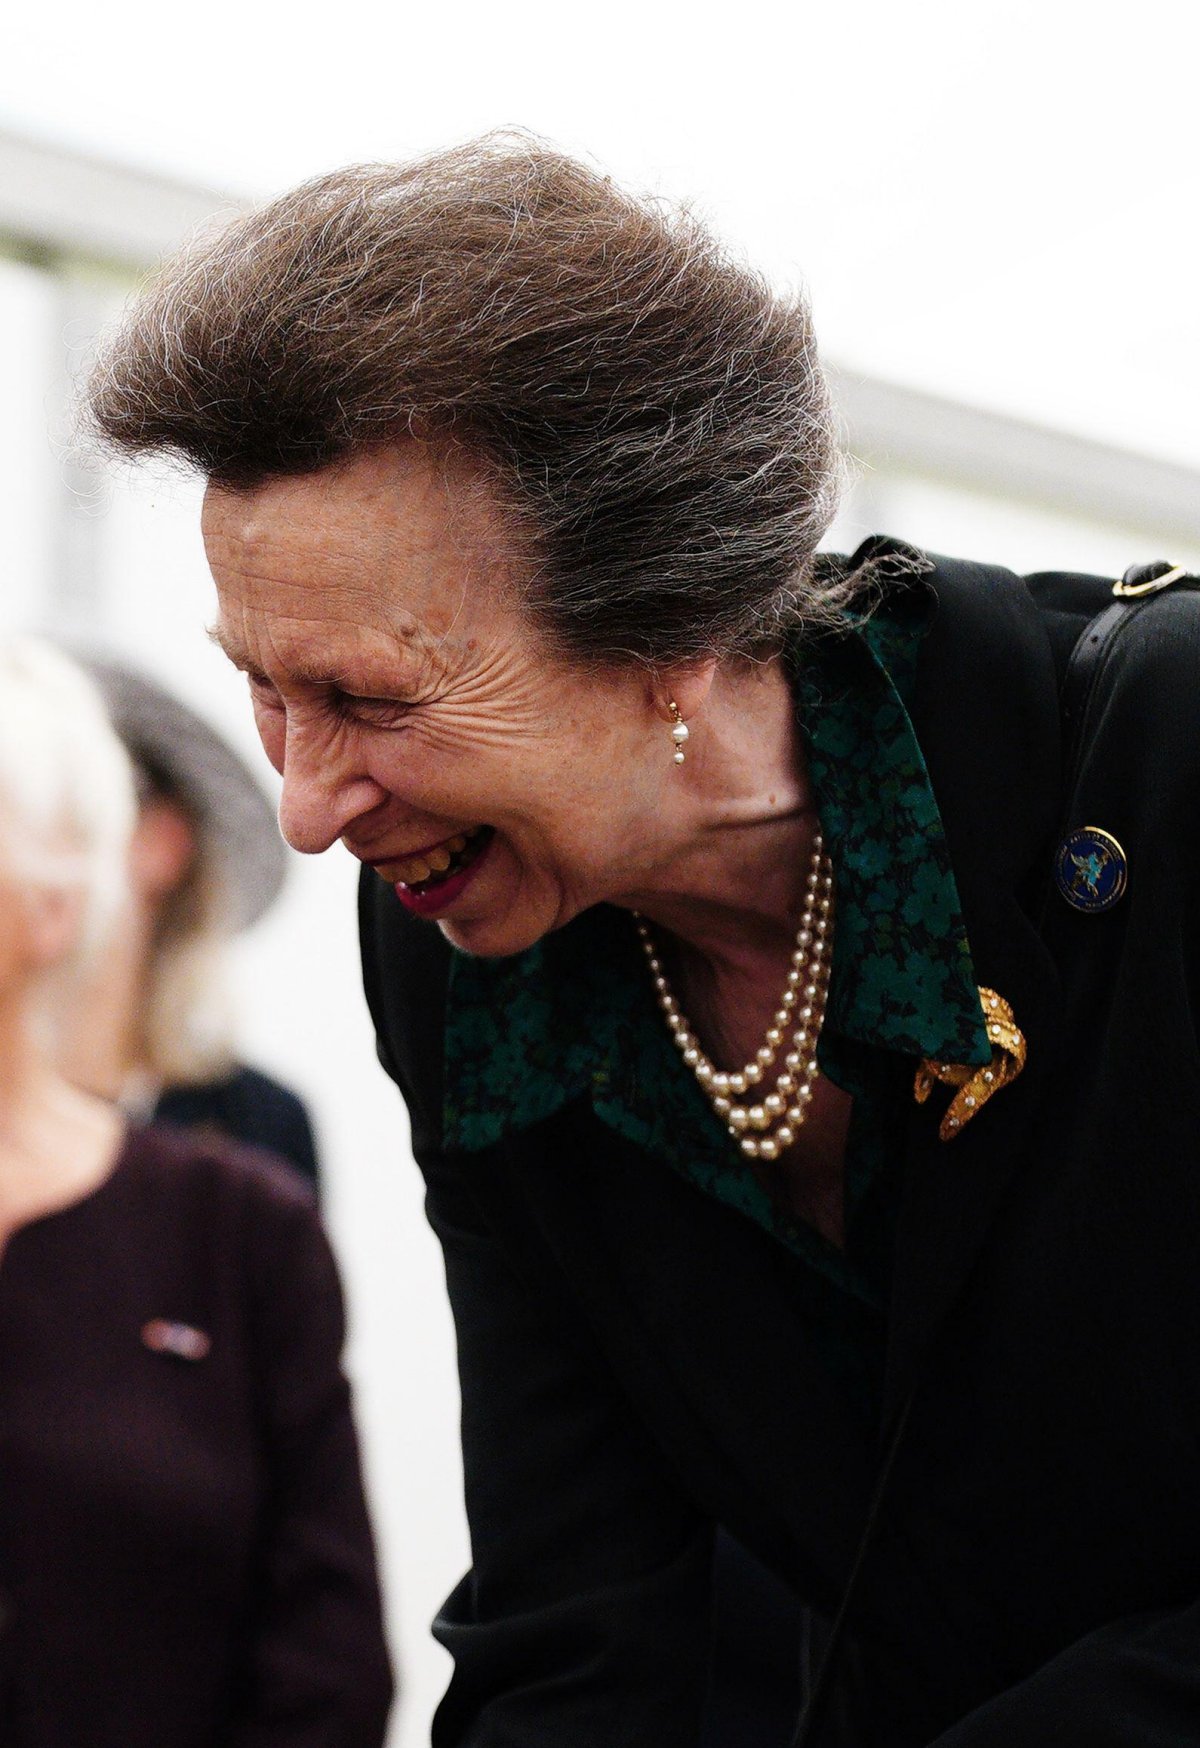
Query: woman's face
202 443 685 958
0 810 76 1008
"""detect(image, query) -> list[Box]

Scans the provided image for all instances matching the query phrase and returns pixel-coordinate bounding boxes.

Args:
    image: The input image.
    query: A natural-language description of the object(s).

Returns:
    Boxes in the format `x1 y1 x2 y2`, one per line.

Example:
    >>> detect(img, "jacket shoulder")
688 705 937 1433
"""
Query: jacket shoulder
122 1120 319 1229
1066 582 1200 821
153 1064 320 1187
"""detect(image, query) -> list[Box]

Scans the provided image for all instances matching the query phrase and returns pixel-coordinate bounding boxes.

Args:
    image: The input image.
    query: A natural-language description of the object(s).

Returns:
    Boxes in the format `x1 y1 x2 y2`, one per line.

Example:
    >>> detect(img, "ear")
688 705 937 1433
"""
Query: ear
129 798 198 901
649 656 719 725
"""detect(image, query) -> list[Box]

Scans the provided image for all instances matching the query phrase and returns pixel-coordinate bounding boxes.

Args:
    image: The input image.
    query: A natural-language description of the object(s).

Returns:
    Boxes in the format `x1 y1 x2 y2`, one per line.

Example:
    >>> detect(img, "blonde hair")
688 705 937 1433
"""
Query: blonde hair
0 636 137 975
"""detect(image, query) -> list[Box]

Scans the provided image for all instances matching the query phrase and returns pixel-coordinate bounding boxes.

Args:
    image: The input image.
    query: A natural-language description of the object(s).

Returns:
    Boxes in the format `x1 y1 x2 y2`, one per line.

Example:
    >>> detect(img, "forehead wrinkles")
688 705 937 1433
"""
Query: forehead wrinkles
203 442 522 678
210 534 480 681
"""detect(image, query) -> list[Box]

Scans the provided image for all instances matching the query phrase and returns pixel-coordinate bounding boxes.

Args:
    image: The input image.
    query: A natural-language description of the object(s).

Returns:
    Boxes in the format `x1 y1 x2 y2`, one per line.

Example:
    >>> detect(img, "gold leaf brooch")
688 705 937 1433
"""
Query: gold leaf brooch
914 988 1027 1141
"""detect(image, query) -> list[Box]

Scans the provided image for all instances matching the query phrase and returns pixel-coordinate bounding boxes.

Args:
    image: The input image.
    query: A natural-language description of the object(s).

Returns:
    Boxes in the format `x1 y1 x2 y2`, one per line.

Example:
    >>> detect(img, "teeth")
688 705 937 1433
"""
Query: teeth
395 826 486 886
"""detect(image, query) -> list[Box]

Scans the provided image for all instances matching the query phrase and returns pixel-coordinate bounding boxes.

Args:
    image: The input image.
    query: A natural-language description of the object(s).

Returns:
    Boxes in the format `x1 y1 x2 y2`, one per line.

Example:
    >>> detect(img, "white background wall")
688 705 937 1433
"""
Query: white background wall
2 5 1199 1738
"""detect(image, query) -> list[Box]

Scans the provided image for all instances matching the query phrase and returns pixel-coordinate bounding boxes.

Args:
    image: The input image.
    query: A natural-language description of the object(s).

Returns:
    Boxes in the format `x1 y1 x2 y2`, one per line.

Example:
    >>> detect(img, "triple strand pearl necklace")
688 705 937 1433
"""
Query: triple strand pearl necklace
635 836 834 1160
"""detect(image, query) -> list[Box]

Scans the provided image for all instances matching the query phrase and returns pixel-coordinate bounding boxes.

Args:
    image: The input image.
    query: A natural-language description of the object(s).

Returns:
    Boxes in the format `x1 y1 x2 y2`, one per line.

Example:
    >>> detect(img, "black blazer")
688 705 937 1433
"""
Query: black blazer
154 1062 321 1189
360 549 1200 1747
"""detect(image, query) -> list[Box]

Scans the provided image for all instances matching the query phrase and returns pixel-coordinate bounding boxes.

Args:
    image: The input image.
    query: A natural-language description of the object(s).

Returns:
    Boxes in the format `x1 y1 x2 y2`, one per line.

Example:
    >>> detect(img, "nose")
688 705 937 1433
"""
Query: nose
276 722 390 856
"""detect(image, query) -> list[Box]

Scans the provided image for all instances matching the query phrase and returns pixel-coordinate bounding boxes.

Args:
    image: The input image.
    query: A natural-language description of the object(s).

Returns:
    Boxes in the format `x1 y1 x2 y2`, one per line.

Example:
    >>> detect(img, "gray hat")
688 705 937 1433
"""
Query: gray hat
68 649 287 933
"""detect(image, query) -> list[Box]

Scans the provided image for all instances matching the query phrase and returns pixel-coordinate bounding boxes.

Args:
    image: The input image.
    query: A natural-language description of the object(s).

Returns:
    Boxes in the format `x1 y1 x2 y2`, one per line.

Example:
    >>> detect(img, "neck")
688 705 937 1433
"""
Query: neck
618 655 818 974
0 1007 123 1234
0 995 45 1125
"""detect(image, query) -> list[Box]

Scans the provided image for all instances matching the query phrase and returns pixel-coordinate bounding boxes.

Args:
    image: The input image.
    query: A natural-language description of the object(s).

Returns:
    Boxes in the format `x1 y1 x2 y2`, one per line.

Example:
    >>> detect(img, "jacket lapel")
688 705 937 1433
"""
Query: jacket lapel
882 555 1067 1432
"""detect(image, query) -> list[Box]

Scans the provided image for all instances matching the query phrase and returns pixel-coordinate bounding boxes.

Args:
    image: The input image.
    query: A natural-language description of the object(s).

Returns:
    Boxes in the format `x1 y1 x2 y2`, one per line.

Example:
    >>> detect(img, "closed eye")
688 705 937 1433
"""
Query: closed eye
247 673 284 711
244 668 414 729
331 691 412 729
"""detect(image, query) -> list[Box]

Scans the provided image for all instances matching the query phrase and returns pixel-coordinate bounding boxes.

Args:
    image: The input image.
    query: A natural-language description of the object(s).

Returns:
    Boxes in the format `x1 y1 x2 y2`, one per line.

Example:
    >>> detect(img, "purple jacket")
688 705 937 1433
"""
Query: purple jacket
0 1123 392 1746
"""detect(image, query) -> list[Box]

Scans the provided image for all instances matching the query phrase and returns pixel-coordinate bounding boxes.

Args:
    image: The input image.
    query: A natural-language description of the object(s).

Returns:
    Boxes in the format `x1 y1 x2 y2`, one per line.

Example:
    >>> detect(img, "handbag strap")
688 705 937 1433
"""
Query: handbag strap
1058 560 1195 786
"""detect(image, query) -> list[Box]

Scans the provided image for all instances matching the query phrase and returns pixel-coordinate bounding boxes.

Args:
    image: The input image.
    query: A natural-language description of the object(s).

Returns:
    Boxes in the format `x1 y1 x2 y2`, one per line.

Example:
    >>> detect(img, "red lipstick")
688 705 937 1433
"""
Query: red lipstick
390 828 495 917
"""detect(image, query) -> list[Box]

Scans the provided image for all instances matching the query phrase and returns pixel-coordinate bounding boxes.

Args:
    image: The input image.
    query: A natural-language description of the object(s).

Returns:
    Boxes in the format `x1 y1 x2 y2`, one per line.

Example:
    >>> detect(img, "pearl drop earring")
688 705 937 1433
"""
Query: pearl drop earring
668 699 689 764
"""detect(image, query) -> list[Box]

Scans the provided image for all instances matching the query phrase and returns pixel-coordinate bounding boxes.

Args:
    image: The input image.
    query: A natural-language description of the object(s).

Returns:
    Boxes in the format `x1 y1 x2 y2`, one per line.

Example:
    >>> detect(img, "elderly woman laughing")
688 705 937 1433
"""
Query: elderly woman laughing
90 138 1200 1748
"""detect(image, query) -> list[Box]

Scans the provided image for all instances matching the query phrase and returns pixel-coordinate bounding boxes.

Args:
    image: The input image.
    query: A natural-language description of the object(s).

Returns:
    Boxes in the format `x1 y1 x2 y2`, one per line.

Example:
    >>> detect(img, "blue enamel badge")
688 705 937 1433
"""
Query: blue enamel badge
1055 826 1128 913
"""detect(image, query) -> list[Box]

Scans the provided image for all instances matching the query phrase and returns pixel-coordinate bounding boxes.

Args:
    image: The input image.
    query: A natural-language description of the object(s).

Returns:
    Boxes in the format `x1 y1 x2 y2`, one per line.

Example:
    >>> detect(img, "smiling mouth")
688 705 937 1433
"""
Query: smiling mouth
389 825 494 891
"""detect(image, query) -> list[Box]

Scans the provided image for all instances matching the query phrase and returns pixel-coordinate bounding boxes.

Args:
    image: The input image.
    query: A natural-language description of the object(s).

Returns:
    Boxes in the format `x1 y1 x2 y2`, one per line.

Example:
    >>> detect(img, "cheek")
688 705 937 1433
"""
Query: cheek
366 726 469 808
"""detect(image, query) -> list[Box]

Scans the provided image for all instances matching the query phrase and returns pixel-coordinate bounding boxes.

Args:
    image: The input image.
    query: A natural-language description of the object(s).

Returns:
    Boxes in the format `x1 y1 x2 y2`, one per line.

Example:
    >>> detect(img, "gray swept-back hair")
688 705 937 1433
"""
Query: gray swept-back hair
89 133 846 666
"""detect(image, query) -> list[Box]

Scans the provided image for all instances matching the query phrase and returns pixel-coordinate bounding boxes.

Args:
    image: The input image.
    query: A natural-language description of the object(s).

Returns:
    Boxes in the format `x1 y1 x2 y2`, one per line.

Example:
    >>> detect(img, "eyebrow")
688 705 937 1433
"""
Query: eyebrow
206 623 347 688
206 622 256 673
205 623 419 698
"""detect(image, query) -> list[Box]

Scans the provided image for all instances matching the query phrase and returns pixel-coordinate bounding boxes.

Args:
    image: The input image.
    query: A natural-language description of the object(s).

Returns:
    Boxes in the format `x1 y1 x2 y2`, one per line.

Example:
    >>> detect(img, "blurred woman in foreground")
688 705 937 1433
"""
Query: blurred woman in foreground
0 637 392 1747
57 649 320 1187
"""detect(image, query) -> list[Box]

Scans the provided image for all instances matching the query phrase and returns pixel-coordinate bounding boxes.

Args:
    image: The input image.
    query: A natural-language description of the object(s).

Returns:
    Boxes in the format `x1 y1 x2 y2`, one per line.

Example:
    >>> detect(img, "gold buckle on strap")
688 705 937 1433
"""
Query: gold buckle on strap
1113 563 1189 598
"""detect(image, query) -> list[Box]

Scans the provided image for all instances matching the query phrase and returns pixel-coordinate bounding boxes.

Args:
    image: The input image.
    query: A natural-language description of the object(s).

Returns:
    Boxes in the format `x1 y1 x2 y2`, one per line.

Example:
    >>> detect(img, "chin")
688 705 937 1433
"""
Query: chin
436 913 545 959
436 876 576 960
